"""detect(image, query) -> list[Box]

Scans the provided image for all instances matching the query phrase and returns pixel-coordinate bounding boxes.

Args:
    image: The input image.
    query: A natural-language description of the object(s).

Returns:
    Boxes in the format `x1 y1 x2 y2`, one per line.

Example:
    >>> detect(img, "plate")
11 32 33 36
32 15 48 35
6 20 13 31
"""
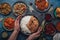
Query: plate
20 14 40 35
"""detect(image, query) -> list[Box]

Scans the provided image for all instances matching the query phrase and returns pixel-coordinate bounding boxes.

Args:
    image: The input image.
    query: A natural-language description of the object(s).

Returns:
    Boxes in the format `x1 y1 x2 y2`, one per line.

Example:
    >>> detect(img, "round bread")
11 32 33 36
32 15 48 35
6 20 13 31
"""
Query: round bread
20 16 39 35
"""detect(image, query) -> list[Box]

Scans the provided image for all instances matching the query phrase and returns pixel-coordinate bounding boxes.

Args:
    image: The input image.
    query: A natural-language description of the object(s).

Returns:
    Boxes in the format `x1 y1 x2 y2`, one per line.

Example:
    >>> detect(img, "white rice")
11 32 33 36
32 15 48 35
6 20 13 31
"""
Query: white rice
20 16 32 34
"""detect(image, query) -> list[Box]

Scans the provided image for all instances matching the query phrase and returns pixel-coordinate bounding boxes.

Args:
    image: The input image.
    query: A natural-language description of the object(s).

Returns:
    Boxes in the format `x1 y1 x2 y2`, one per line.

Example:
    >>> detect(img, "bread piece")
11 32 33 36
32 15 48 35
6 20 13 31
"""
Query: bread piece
26 16 39 33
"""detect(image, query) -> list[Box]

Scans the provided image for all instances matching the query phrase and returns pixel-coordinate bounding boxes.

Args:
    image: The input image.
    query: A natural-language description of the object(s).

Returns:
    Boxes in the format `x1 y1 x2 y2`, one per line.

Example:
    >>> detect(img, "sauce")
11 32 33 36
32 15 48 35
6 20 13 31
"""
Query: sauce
45 14 52 21
45 23 56 35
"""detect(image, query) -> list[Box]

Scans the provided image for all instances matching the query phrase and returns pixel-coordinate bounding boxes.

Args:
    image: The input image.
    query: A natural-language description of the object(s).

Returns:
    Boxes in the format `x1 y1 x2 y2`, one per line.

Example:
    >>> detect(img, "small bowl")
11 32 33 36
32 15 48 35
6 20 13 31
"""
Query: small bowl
45 23 56 36
2 16 15 31
12 1 28 16
0 2 12 15
1 31 8 39
54 7 60 18
33 0 50 12
45 14 52 21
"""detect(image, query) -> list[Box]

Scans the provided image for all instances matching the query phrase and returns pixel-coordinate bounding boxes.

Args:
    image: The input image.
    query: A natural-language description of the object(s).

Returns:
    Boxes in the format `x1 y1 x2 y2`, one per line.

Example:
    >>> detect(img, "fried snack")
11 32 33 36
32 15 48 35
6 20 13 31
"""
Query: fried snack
27 16 39 33
13 3 27 16
56 7 60 17
1 3 11 15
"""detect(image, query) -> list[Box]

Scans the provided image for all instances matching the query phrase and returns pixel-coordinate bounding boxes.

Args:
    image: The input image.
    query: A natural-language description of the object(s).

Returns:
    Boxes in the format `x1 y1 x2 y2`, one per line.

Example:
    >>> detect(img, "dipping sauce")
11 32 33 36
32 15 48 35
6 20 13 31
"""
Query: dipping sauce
45 23 56 35
45 14 52 21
